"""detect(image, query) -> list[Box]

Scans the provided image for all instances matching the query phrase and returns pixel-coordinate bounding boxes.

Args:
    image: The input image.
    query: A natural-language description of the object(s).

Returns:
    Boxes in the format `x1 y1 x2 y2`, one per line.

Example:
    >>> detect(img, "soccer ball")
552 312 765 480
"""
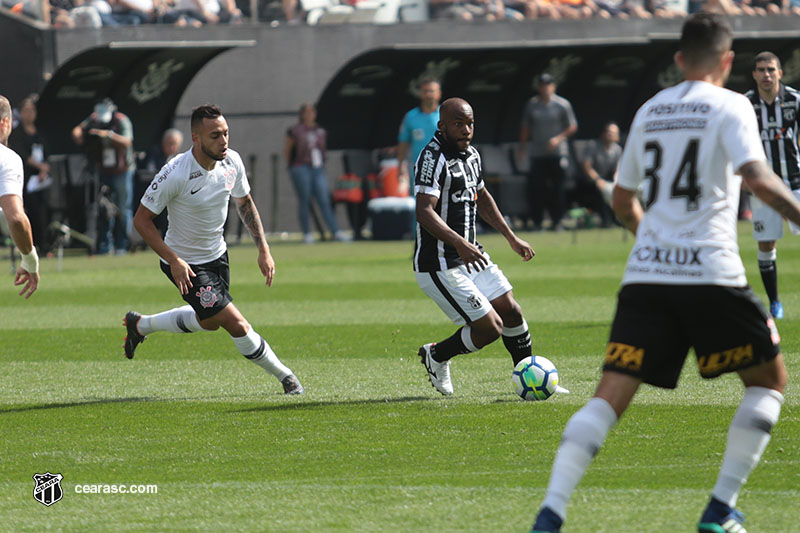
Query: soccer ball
512 355 559 401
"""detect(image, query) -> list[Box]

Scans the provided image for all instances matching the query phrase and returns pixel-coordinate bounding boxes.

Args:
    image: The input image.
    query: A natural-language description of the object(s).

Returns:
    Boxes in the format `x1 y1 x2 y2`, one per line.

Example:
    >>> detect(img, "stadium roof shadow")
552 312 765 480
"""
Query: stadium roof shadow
317 37 800 148
36 40 255 155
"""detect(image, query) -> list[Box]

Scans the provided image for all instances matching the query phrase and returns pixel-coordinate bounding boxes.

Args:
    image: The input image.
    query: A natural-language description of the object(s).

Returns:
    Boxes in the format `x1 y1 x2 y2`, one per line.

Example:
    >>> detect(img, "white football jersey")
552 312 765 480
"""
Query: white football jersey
617 80 766 287
0 143 24 199
140 148 250 264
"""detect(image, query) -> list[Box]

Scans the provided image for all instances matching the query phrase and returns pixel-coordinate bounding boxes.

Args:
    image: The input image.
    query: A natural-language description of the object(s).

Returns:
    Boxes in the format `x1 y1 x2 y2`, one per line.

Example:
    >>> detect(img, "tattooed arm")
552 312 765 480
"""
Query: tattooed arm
234 194 275 287
741 160 800 227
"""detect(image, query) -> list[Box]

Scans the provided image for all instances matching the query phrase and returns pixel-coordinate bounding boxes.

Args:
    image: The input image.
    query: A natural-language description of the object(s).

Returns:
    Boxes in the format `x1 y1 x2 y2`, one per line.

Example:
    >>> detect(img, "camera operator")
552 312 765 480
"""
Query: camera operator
71 98 135 255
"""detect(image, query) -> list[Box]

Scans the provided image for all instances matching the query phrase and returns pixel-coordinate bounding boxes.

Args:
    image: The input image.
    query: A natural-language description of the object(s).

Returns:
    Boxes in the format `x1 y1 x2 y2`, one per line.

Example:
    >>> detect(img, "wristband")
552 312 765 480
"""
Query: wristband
20 248 39 273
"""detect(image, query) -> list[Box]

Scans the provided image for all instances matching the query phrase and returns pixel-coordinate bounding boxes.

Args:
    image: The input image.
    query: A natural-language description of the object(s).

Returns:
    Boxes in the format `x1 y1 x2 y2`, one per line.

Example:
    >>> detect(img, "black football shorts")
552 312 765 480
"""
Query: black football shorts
160 251 233 321
604 284 780 388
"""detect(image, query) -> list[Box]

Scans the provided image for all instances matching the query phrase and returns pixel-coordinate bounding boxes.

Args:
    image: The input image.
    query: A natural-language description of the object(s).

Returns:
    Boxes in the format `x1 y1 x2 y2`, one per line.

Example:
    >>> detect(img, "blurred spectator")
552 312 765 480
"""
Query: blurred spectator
397 78 441 196
173 0 241 23
139 128 183 237
517 73 577 231
72 98 135 254
429 0 507 20
581 121 622 227
8 94 52 253
142 128 183 172
284 103 349 243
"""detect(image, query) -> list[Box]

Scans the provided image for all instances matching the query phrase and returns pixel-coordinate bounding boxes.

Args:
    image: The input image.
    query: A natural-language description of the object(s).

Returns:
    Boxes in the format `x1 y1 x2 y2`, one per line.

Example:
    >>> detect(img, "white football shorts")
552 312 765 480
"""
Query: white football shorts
751 189 800 242
416 256 513 326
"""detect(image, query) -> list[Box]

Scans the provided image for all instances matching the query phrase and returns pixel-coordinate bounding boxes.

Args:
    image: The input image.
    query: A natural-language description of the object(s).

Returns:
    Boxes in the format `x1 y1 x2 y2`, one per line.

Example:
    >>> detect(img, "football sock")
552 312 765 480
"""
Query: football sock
431 326 478 362
502 319 532 365
542 397 618 521
711 386 783 507
138 305 203 335
232 326 292 380
758 249 779 304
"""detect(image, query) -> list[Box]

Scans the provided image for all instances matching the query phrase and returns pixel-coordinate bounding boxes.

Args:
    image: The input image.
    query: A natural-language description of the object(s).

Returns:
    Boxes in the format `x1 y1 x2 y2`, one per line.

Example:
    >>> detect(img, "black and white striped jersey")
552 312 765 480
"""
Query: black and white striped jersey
745 84 800 189
413 131 485 272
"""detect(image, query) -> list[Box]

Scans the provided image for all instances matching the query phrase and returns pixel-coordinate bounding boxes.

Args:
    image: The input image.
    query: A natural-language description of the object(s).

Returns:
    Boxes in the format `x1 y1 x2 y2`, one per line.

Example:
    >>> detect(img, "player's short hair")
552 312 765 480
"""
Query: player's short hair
420 77 441 89
0 94 11 122
191 104 223 132
679 13 733 69
603 121 618 131
753 51 781 70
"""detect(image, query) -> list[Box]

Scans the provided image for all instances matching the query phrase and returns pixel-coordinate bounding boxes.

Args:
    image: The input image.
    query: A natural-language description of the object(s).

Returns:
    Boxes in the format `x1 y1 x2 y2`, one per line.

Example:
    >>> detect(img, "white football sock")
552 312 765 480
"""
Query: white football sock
232 326 292 380
711 386 783 507
542 397 618 521
138 305 203 335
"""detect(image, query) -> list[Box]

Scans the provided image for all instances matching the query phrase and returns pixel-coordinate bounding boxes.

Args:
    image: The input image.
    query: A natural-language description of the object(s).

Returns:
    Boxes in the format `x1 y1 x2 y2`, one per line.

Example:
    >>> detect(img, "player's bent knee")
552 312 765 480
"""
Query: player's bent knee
198 317 222 331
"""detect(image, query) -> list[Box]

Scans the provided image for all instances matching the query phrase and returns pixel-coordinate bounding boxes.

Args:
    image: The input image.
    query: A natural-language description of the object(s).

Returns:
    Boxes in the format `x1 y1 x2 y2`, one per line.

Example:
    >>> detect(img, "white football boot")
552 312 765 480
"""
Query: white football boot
418 343 453 396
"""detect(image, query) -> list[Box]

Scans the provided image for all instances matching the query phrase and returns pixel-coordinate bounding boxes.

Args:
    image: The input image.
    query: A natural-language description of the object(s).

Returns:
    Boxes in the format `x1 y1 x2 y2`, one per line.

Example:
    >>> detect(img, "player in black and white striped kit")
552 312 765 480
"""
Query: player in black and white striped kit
414 98 535 396
745 51 800 320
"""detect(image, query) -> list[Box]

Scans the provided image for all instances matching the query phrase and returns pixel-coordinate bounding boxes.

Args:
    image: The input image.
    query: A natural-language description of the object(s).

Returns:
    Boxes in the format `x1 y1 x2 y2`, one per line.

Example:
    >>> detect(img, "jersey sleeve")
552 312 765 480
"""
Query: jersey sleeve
415 148 444 198
0 149 24 199
230 151 251 199
721 95 767 171
563 98 578 129
397 112 412 144
117 113 133 140
140 159 181 215
475 150 485 191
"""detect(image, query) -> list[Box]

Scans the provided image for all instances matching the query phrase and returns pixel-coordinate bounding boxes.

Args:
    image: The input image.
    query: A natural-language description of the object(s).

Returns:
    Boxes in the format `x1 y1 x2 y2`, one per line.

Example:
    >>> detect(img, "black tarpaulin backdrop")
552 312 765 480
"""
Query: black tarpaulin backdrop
316 38 800 149
36 41 254 155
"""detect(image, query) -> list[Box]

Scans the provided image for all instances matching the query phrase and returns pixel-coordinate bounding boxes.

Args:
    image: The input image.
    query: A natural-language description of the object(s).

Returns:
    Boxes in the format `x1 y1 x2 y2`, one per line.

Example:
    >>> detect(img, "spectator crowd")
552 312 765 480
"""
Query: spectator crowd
3 0 800 27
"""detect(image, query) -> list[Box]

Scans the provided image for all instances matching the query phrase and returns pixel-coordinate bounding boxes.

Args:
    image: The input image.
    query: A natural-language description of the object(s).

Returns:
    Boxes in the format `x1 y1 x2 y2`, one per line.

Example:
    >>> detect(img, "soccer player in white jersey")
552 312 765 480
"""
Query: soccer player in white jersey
0 94 39 298
531 14 800 533
124 105 304 394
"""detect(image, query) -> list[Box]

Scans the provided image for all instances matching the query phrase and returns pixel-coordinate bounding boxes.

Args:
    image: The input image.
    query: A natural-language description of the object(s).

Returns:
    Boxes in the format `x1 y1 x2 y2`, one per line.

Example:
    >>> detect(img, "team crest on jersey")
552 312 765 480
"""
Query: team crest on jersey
196 286 218 308
33 472 63 506
784 107 796 123
223 167 236 190
467 294 482 309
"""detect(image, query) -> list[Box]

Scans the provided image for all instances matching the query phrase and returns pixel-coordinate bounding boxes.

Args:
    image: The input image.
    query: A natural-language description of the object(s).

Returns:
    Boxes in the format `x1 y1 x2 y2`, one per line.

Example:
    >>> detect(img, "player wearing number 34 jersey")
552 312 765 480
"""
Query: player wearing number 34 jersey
531 14 800 533
617 78 764 287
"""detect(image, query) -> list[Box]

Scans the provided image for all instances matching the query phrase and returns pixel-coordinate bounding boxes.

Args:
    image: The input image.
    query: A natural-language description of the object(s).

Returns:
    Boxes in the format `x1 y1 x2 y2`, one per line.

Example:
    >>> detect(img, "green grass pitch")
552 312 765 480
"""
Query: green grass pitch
1 225 798 532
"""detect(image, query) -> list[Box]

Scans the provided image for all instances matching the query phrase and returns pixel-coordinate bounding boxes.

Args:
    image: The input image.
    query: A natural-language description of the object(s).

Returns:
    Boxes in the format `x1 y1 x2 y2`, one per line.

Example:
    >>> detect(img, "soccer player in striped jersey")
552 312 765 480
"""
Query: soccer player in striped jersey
531 14 800 533
414 97 535 396
745 51 800 320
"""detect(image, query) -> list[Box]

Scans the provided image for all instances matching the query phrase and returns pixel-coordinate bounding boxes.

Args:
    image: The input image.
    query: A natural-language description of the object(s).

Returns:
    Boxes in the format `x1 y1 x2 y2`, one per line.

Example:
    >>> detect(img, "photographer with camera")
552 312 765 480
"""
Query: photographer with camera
71 98 135 255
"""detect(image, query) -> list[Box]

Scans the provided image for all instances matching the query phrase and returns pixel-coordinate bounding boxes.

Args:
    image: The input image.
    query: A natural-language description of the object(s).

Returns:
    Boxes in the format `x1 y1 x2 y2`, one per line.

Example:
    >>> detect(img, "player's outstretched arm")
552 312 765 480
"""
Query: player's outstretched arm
742 160 800 228
133 204 196 295
417 192 488 272
0 193 39 298
476 188 534 261
612 184 643 235
234 194 275 287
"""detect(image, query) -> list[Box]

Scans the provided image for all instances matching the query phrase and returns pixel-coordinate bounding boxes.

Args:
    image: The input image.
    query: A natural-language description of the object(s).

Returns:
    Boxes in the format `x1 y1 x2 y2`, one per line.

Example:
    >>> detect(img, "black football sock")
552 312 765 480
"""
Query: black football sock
502 319 532 365
432 326 477 362
758 250 779 303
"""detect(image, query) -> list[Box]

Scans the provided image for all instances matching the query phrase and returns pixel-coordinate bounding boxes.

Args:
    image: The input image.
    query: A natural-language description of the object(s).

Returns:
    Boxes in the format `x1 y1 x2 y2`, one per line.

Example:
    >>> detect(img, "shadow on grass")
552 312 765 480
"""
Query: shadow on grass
233 395 436 413
0 397 157 414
